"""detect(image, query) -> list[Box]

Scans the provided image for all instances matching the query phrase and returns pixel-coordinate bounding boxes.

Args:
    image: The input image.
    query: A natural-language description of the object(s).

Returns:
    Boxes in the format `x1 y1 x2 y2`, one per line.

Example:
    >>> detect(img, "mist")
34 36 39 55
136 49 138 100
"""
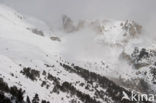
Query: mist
0 0 156 36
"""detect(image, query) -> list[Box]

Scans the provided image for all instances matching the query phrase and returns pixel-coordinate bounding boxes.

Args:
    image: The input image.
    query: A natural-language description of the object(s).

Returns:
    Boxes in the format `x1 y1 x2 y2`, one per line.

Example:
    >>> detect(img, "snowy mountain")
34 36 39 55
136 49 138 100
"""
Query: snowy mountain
0 4 155 103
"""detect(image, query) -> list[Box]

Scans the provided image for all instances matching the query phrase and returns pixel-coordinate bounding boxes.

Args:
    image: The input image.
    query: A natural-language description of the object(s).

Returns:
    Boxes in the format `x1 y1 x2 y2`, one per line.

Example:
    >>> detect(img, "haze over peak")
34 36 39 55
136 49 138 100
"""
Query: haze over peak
0 2 156 103
1 0 156 30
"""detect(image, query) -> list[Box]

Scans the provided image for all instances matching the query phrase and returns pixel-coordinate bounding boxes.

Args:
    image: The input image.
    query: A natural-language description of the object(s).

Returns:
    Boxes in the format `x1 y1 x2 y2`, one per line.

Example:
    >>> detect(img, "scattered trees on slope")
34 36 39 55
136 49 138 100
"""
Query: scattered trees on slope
20 67 40 81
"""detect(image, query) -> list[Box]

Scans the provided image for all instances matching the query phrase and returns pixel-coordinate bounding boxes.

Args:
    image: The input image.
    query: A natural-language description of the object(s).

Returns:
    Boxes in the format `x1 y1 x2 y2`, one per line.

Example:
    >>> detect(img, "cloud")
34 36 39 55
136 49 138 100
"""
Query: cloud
1 0 156 35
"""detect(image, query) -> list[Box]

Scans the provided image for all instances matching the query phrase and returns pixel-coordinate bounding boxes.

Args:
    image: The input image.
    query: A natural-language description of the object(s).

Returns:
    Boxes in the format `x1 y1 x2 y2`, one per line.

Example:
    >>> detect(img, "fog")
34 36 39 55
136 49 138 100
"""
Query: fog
0 0 156 36
0 0 156 67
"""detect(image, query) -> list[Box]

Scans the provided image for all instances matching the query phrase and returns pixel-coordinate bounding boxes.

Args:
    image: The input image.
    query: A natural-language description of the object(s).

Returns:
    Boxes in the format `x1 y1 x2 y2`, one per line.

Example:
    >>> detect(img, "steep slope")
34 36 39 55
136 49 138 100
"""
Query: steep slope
0 4 154 103
57 15 156 99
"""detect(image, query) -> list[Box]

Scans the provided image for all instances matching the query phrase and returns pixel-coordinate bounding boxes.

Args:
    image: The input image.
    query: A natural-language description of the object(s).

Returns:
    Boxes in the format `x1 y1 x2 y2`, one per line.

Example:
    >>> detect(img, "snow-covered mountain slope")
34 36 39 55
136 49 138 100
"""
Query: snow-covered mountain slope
0 4 155 103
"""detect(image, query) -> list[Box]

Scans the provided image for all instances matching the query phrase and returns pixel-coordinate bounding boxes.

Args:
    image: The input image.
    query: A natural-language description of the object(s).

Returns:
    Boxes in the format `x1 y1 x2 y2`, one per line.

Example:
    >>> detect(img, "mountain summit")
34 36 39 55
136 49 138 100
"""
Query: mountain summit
0 4 154 103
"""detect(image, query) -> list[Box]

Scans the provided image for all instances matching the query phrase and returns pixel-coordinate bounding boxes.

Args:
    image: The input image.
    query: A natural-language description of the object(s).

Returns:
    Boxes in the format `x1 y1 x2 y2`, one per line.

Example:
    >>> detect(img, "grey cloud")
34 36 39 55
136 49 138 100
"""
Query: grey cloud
1 0 156 35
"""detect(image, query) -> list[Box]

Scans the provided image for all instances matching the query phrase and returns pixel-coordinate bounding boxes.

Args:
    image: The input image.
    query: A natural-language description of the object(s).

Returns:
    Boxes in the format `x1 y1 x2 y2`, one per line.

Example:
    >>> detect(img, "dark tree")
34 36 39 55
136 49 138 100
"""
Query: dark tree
32 94 39 103
26 96 31 103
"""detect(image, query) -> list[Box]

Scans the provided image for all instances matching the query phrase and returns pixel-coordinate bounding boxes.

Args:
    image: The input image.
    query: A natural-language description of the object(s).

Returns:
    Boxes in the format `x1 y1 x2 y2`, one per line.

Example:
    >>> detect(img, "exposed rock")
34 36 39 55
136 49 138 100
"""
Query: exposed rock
27 28 44 36
50 36 61 42
62 15 76 33
122 20 142 36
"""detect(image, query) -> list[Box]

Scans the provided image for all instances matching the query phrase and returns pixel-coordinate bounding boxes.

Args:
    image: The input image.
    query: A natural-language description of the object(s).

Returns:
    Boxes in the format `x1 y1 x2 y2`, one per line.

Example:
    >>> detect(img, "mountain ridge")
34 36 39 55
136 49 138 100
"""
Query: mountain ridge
0 4 155 103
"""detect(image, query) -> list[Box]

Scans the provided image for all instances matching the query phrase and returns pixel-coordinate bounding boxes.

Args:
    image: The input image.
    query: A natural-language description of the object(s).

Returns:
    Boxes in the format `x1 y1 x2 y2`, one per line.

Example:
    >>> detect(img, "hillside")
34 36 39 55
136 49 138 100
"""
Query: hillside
0 4 155 103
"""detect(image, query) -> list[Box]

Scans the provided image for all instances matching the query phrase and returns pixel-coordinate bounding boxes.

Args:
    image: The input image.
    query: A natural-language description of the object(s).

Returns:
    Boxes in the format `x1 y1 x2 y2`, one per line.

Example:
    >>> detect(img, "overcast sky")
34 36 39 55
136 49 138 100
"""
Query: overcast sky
0 0 156 32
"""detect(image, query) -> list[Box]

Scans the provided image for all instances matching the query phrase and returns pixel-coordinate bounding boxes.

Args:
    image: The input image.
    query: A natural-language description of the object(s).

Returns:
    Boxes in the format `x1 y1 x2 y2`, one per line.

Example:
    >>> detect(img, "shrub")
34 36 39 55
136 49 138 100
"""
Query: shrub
10 86 25 102
32 94 39 103
0 78 9 92
20 67 40 81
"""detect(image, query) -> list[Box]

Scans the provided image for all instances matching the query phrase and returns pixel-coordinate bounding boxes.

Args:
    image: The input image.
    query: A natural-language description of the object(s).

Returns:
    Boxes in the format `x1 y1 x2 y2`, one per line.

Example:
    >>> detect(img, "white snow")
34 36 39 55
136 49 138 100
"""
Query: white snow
0 3 155 102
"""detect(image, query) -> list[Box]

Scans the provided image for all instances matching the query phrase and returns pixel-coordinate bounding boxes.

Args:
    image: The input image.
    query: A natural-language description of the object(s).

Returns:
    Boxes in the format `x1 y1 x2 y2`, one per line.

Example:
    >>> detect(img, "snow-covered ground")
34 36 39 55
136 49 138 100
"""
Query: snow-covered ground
0 4 155 103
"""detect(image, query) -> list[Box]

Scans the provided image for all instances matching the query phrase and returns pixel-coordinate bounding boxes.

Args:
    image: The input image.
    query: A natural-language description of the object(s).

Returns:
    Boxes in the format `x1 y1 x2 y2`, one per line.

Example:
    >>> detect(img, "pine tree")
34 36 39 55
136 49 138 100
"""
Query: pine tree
32 94 39 103
26 96 31 103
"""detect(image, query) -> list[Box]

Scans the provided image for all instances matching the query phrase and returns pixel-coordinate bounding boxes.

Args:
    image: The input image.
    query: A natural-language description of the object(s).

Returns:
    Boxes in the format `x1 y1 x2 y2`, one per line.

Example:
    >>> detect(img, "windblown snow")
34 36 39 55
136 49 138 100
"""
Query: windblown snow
0 4 155 103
